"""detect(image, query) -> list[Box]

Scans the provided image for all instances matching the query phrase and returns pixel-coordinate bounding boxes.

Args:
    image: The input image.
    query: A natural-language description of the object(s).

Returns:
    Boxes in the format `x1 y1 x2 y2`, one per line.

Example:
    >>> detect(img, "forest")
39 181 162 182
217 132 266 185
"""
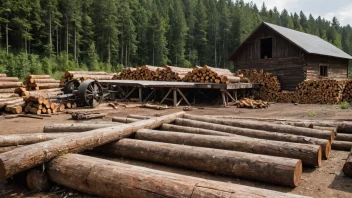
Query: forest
0 0 351 79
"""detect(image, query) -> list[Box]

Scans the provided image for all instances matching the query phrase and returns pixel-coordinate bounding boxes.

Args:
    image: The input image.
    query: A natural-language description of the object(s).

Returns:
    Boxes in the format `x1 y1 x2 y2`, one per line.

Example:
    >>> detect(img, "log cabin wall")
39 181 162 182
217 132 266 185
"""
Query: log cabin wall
232 26 305 91
305 54 349 80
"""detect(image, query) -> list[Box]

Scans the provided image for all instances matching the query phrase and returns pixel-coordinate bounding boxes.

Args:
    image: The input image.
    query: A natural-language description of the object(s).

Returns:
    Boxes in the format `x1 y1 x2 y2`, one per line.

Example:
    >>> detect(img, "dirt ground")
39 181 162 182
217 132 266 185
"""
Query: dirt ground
0 103 352 198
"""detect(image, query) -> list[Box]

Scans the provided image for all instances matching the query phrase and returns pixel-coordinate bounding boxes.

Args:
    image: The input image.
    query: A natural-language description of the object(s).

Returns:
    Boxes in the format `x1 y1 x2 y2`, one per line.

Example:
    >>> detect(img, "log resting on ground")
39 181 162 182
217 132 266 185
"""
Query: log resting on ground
43 123 121 133
0 111 185 179
183 114 334 142
331 141 352 151
135 129 321 167
98 139 302 187
337 123 352 134
343 153 352 177
47 154 309 198
335 133 352 142
112 117 139 123
175 118 331 159
0 133 79 146
161 124 236 136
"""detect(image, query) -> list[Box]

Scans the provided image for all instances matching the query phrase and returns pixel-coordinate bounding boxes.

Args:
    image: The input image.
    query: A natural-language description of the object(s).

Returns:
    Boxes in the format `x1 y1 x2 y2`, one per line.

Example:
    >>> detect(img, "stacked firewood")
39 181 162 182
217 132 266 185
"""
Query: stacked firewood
0 97 25 114
115 68 137 80
234 98 270 109
157 65 192 81
342 80 352 101
183 65 239 84
235 70 281 101
23 95 59 115
296 79 346 104
277 91 298 103
23 75 60 91
60 71 114 86
0 73 24 98
15 87 63 98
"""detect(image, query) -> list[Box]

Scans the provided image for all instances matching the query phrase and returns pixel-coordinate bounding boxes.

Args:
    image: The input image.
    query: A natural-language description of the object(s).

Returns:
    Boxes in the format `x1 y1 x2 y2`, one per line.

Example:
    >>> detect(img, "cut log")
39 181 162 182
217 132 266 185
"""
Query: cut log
184 114 334 142
26 75 51 79
0 82 22 88
0 112 185 179
26 169 52 191
0 88 16 93
47 154 308 198
127 114 151 119
112 117 139 123
0 146 22 153
0 74 6 77
99 139 302 187
30 107 41 115
0 133 79 146
136 129 321 167
331 141 352 151
43 123 121 133
29 79 59 84
335 133 352 142
343 153 352 177
337 123 352 134
175 118 331 159
0 77 19 82
161 124 235 136
34 83 60 90
0 98 24 109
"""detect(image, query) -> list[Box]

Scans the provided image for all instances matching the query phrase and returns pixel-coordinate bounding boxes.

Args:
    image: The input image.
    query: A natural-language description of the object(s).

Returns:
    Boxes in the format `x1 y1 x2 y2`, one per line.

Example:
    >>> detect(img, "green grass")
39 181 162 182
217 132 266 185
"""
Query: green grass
307 111 317 117
339 101 351 109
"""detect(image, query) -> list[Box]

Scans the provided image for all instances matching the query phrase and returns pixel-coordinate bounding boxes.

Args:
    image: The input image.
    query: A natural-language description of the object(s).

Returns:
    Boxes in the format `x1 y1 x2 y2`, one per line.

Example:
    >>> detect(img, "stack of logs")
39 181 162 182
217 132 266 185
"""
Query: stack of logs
1 97 25 114
234 70 281 101
234 98 270 109
23 75 60 91
0 73 23 98
342 81 352 102
183 65 240 84
23 95 60 115
60 71 115 86
0 112 342 197
296 79 346 104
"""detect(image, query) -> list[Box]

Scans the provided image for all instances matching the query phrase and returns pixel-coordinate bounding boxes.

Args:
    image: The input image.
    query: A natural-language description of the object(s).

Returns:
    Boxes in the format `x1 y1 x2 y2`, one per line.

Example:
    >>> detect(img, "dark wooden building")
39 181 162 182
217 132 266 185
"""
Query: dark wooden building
228 22 352 91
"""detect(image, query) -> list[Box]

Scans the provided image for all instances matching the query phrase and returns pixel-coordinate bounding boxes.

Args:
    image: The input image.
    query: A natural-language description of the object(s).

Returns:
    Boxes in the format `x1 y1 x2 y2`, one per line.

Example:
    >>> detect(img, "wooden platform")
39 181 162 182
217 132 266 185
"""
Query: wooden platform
99 80 260 107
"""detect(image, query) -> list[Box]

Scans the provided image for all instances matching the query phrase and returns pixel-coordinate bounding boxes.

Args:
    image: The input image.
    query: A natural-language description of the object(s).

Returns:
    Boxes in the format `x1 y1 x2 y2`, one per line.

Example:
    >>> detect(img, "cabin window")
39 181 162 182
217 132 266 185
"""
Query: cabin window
260 38 272 59
320 65 328 77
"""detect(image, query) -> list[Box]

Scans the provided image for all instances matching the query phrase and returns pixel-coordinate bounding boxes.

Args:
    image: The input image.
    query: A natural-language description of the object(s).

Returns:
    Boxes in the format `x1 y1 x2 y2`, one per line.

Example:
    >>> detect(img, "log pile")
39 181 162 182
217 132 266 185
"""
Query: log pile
234 69 281 101
157 65 192 81
342 80 352 101
343 152 352 177
23 75 60 91
234 98 270 109
60 71 114 85
23 95 58 115
184 65 238 84
0 73 23 97
0 97 25 114
296 79 346 104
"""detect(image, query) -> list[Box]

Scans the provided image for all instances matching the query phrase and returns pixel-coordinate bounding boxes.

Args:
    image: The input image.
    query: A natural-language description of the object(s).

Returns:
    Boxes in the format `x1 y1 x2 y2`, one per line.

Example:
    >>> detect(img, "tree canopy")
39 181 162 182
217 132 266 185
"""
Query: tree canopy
0 0 351 78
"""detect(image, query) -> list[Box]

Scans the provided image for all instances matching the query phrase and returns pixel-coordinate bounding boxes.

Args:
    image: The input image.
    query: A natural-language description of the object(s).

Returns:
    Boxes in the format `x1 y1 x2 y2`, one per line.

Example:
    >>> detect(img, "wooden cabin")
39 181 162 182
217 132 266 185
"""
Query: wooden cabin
228 22 352 91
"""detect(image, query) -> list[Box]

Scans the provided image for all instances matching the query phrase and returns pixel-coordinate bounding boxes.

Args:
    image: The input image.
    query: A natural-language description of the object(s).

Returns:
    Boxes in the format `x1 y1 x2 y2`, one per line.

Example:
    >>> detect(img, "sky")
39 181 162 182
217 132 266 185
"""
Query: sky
243 0 352 26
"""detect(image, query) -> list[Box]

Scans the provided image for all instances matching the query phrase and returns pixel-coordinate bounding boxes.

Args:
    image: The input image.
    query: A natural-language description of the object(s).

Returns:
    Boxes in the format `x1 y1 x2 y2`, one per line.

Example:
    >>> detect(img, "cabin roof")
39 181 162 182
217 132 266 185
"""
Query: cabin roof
228 22 352 60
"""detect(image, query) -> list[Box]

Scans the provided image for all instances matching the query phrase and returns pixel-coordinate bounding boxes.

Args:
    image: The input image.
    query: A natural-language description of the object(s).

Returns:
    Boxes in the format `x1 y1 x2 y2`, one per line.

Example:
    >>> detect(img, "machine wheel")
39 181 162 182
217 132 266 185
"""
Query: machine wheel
63 80 81 94
76 80 104 107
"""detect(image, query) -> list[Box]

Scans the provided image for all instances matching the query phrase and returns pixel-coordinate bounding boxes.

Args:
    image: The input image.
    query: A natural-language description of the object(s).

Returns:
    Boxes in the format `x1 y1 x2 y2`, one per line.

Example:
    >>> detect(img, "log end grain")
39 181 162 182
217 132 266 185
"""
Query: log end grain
26 169 52 191
293 160 303 187
317 147 322 167
343 154 352 177
324 141 332 159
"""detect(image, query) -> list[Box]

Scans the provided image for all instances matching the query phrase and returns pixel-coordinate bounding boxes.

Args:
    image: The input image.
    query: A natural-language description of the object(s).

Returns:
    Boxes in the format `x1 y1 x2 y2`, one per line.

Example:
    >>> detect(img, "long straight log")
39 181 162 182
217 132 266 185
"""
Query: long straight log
175 118 331 159
34 83 60 89
43 123 121 133
135 129 321 167
343 153 352 177
0 111 185 179
0 82 22 88
337 123 352 134
30 79 59 83
0 146 23 153
0 133 79 146
127 114 152 119
0 98 24 109
332 141 352 151
26 75 51 79
99 139 302 187
47 154 308 198
161 124 236 136
0 77 19 82
184 114 334 142
335 133 352 142
0 88 15 93
112 117 139 123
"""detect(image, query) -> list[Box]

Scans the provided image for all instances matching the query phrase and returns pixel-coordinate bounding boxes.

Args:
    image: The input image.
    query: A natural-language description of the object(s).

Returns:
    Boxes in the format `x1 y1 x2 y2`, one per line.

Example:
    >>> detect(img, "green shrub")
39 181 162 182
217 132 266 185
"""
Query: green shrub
307 111 317 117
339 101 351 109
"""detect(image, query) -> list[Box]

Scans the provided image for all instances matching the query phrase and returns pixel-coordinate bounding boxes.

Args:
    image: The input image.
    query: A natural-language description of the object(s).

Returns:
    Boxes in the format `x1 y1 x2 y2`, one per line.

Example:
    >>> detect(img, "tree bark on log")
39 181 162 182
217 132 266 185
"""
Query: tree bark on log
0 98 24 109
0 133 79 146
0 77 19 82
47 154 308 198
98 139 302 187
335 133 352 142
0 82 22 88
135 129 321 167
337 123 352 134
161 124 235 136
112 117 139 123
0 88 16 93
184 114 334 142
127 114 151 119
43 123 121 133
26 169 52 191
34 83 60 89
343 153 352 177
331 141 352 151
0 146 22 153
175 118 331 159
0 111 185 179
